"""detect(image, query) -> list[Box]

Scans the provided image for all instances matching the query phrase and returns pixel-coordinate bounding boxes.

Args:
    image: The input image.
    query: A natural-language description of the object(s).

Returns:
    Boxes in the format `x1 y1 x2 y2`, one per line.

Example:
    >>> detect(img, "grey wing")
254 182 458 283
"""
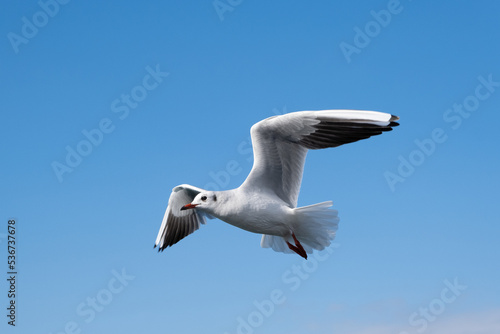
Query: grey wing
154 184 210 251
240 110 399 207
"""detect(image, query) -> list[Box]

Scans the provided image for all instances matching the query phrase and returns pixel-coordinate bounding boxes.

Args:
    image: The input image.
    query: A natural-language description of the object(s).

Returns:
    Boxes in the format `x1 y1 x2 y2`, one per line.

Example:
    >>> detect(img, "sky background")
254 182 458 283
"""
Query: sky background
1 1 500 333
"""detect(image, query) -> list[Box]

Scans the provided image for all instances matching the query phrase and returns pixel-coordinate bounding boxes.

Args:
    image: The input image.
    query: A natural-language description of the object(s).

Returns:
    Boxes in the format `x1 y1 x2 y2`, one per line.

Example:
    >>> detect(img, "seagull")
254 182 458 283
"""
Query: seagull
154 110 399 259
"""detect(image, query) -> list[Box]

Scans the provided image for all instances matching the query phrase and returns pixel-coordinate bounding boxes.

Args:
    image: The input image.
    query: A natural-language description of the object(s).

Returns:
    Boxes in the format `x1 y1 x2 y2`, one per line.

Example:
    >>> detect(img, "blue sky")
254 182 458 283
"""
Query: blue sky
1 0 500 333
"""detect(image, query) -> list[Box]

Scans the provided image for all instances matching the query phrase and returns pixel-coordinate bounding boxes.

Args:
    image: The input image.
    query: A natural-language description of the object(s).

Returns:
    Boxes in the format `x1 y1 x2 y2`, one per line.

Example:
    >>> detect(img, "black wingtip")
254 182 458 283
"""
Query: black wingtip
390 114 400 122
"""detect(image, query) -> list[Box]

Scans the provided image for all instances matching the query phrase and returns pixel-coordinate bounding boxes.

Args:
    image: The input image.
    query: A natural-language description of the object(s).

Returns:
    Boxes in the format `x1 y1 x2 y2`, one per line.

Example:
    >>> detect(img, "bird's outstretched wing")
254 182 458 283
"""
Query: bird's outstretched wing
154 184 211 251
240 110 399 207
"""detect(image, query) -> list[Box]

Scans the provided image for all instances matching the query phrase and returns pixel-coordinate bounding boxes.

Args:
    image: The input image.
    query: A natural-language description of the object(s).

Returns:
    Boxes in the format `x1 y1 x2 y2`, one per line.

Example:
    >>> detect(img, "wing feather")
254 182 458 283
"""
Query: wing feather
240 110 399 207
154 184 212 251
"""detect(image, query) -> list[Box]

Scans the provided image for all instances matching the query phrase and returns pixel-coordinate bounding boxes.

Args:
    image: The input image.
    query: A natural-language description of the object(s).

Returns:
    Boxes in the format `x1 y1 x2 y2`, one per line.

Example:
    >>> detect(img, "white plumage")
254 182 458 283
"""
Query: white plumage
154 110 399 259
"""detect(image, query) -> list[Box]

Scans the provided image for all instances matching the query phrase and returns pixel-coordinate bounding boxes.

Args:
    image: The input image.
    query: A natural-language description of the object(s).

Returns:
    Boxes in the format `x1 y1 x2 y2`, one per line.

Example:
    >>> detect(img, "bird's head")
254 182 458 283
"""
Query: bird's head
181 191 218 213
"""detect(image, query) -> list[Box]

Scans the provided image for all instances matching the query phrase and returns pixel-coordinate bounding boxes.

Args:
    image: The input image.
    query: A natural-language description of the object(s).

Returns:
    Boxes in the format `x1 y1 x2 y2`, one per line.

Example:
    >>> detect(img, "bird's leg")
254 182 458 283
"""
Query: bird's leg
286 232 308 260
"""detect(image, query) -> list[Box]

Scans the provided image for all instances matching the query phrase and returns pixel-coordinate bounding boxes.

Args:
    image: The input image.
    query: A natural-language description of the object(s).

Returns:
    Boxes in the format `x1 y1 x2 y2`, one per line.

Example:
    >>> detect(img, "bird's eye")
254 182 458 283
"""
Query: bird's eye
201 196 207 201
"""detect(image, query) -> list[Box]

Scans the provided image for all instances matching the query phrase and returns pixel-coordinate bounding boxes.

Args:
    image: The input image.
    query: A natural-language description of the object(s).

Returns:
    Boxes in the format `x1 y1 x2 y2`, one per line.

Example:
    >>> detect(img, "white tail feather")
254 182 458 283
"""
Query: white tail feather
261 201 339 254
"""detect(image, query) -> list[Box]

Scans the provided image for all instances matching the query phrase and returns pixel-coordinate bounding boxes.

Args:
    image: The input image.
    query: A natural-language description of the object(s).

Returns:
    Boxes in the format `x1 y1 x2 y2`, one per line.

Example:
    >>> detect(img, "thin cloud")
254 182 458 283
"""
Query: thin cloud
331 309 500 334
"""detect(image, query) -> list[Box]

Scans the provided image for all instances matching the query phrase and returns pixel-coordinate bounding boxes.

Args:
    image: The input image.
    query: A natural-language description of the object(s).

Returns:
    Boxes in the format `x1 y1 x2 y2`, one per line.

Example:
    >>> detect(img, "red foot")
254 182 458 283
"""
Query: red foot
286 233 308 259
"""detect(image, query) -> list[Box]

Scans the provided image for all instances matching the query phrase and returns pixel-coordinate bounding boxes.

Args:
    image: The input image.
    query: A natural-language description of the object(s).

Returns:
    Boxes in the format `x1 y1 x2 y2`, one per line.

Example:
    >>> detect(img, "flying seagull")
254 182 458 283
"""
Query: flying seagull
154 110 399 259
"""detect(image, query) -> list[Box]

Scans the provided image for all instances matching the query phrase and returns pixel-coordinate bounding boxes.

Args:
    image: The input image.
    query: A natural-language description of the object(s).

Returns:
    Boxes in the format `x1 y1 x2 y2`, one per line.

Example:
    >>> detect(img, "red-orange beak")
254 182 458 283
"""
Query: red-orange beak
180 203 199 211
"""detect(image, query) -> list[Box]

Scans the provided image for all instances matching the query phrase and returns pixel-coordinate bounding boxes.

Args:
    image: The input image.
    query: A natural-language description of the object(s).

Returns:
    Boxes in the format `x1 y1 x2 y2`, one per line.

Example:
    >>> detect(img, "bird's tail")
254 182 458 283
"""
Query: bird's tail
261 201 339 255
